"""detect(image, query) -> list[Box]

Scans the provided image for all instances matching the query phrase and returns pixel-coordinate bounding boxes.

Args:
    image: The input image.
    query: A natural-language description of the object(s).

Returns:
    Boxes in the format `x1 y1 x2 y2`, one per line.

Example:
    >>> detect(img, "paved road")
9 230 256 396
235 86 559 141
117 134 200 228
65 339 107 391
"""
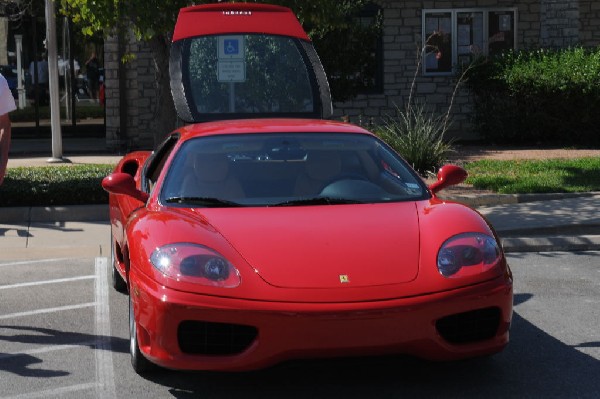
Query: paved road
1 245 599 398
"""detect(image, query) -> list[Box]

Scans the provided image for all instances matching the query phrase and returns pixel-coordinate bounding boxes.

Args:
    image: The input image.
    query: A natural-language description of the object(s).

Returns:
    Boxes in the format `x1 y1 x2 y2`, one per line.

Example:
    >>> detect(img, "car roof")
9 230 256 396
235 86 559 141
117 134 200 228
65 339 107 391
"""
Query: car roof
174 119 373 141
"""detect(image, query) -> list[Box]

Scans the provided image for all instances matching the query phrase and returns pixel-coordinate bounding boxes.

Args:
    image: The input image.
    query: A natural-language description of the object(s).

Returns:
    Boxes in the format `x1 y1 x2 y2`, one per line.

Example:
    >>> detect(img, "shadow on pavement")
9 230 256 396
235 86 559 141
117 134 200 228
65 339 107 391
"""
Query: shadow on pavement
0 325 128 378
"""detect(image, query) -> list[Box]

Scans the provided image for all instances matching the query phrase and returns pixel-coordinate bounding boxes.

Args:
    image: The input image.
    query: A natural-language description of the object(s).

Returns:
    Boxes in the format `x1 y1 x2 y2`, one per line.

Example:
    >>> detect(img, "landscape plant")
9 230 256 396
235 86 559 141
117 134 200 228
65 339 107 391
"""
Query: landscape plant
466 47 600 145
377 103 454 176
0 164 113 207
375 39 475 176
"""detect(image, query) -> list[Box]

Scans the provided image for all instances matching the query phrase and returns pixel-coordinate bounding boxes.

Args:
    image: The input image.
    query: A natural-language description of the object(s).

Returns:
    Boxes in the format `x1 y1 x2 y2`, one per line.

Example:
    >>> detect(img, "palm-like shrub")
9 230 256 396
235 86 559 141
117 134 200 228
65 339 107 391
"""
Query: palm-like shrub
374 38 472 176
377 103 454 176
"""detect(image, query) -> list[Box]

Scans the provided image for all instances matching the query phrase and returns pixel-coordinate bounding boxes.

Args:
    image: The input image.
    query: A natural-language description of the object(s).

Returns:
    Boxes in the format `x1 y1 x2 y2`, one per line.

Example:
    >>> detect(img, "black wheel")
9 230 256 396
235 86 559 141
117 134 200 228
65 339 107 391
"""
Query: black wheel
111 238 127 293
129 292 156 373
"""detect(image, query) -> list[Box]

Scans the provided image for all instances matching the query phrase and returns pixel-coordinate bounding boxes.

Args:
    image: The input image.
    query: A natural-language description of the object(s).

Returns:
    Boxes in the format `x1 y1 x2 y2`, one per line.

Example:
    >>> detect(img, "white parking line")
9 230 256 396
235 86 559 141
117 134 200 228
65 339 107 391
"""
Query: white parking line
0 276 95 290
94 257 117 399
0 303 97 320
1 383 99 399
0 258 72 268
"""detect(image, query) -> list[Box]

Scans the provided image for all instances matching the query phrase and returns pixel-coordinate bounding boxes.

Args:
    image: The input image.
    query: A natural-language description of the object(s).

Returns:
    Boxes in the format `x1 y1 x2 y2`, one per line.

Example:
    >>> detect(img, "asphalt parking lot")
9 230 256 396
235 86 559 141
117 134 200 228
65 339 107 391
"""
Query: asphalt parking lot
1 219 599 398
1 194 600 398
0 256 118 398
0 220 115 398
2 252 599 398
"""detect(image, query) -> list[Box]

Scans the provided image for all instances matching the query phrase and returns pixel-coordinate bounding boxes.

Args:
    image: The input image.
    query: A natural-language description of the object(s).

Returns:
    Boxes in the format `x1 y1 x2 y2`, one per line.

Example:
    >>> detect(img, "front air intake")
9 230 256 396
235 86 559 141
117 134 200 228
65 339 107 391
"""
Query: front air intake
436 307 501 344
178 320 258 355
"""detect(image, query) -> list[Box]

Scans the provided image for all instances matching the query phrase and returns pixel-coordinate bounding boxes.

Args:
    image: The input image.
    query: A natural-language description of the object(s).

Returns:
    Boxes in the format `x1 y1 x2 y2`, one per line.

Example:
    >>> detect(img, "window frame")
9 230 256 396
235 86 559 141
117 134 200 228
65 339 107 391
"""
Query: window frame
422 7 518 76
356 2 384 95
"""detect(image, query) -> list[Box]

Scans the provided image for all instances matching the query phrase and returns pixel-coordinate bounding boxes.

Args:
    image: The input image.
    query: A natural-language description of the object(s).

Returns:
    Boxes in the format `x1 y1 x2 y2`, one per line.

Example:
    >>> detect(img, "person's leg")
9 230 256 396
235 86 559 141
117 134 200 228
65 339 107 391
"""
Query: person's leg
0 116 12 185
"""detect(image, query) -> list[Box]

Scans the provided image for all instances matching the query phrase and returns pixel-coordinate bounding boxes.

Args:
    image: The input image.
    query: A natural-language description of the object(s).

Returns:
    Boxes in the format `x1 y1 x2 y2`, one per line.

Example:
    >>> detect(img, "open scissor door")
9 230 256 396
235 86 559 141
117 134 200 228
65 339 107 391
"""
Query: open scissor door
170 3 332 123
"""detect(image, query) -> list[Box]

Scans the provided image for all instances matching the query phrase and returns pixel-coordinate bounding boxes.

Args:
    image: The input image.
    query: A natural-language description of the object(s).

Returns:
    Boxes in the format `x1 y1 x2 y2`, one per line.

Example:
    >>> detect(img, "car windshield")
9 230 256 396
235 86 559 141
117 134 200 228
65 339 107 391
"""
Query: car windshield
160 133 428 207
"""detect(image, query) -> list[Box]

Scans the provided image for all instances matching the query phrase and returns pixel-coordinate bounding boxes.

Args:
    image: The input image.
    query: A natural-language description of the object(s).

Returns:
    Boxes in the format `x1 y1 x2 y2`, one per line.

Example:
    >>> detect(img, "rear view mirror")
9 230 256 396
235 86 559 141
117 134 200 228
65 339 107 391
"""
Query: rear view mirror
428 164 468 195
102 173 149 203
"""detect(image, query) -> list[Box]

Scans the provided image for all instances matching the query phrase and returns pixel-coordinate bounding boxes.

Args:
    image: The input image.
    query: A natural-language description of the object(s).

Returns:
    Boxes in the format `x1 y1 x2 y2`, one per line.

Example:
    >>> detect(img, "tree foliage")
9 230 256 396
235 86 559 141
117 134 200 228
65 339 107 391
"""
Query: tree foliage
59 0 369 41
59 0 377 145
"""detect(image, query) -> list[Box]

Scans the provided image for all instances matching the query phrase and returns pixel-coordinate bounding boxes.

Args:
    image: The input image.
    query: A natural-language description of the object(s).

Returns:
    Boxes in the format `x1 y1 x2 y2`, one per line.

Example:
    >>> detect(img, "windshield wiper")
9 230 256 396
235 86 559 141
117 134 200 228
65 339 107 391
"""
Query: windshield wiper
165 196 243 207
271 197 364 207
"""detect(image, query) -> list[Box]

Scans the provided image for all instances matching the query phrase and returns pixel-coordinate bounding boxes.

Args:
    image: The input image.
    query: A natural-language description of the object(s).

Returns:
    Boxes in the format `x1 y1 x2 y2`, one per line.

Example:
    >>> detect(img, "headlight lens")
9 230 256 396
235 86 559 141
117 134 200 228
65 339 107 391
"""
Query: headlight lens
150 243 241 288
437 233 501 278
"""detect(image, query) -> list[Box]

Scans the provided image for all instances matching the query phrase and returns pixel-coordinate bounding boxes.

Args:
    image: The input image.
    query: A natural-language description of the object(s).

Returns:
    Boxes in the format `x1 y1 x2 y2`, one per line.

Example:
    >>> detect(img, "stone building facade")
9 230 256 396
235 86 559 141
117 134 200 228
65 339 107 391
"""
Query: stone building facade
104 31 158 150
103 0 600 149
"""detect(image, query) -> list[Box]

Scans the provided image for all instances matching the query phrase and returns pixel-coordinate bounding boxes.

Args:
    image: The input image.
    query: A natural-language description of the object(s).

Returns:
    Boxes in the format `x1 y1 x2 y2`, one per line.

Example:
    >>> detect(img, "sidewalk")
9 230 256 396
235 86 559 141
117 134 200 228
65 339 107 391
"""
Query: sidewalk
478 195 600 253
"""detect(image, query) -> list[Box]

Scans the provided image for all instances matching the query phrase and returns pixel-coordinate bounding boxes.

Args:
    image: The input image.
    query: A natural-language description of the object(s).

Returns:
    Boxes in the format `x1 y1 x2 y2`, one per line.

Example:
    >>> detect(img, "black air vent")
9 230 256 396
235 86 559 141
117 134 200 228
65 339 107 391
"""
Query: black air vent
436 307 501 344
178 321 258 355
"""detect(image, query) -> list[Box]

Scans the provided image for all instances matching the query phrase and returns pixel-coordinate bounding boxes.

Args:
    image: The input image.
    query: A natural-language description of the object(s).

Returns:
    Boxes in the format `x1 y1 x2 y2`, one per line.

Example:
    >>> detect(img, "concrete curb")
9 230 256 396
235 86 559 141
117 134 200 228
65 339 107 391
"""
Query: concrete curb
441 191 600 207
0 204 108 224
501 235 600 253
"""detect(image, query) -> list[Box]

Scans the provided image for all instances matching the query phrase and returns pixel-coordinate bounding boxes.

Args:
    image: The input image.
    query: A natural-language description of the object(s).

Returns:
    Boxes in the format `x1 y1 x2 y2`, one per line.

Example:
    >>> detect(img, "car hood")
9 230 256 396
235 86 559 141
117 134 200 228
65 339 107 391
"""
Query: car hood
200 203 420 289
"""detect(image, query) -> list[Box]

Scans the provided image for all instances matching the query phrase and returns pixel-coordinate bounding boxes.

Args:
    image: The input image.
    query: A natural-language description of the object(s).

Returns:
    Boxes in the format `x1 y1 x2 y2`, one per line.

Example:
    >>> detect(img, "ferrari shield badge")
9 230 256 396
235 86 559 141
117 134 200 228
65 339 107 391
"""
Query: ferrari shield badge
339 274 350 284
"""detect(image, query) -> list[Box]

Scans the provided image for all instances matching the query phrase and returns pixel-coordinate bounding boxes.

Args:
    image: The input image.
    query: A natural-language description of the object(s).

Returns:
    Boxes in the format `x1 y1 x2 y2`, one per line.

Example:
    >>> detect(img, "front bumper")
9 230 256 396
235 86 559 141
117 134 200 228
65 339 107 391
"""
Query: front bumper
129 270 512 371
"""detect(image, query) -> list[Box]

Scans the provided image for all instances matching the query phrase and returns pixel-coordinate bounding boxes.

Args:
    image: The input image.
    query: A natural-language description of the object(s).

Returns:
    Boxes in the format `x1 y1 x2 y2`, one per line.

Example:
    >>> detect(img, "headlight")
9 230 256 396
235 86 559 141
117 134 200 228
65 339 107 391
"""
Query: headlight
150 243 241 288
437 233 501 278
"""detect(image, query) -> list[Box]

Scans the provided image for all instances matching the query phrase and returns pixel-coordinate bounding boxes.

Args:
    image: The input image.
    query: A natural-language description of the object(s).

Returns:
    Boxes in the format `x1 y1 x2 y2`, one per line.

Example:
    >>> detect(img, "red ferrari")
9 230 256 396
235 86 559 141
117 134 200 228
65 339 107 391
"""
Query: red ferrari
102 4 513 373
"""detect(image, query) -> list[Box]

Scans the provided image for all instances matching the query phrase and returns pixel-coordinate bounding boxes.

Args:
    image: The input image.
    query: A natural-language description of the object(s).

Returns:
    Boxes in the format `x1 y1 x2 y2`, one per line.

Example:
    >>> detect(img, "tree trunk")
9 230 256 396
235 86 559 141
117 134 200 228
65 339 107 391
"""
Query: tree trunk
148 34 179 147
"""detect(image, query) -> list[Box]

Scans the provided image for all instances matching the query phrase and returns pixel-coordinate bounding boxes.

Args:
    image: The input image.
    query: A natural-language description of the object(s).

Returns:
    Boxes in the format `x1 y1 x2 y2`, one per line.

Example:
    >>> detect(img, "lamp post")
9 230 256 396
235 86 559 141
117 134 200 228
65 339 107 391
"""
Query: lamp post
14 34 26 109
45 0 65 163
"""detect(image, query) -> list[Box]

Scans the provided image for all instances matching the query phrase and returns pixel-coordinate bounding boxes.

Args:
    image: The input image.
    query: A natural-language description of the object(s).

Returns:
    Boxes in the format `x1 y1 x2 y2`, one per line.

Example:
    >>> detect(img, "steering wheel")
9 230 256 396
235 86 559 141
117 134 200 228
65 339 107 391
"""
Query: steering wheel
319 173 373 197
324 173 369 186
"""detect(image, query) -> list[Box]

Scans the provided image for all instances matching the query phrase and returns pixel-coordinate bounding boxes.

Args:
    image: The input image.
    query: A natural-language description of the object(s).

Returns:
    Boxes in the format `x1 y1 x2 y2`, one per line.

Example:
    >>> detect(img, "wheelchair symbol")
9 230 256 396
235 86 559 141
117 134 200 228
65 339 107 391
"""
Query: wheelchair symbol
224 40 239 55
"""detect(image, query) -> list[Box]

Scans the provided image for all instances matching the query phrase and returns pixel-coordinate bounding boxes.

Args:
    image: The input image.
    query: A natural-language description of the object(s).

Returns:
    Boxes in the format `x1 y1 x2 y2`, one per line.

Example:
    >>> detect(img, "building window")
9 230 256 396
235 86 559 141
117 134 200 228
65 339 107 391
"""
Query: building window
355 2 384 95
423 8 517 76
314 2 383 101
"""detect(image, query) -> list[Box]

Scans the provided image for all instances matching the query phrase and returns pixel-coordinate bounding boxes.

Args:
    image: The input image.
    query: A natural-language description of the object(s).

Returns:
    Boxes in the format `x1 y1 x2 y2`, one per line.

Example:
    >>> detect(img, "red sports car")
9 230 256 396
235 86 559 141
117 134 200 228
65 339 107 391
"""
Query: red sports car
102 4 512 373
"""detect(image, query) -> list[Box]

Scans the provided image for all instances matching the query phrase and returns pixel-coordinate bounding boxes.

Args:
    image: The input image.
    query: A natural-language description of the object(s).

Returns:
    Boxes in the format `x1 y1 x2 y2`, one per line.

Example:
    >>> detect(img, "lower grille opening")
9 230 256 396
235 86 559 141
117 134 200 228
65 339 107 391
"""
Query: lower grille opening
178 321 258 355
436 307 501 344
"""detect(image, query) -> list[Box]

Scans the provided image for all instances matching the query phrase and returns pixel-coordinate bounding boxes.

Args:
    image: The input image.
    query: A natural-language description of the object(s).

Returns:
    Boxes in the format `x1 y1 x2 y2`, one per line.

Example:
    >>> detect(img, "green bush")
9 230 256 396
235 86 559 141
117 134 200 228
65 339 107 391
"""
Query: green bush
0 164 114 207
466 47 600 145
375 103 454 176
11 105 105 122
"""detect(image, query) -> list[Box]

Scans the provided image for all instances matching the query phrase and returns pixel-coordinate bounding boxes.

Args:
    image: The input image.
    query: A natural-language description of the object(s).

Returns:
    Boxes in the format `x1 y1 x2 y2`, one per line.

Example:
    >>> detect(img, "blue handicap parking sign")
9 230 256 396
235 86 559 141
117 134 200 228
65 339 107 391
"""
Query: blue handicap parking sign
224 39 239 55
219 36 244 59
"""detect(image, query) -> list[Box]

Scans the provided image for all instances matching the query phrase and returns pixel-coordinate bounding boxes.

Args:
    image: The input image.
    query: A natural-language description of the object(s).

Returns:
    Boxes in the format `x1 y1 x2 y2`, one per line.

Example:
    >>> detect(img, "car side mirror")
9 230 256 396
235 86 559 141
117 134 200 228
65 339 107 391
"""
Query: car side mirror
102 172 149 203
428 164 468 195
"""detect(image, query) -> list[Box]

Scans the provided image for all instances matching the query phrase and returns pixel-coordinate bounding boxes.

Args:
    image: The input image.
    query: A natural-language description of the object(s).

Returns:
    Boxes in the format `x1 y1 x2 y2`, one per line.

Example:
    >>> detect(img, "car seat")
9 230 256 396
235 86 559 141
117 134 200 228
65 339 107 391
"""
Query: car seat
294 151 342 196
182 154 244 199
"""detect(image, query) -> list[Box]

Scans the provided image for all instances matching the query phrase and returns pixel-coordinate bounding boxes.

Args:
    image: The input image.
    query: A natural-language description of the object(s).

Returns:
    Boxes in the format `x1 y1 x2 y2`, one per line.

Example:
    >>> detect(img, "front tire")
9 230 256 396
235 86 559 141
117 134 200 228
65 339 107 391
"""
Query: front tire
129 292 155 373
111 238 127 293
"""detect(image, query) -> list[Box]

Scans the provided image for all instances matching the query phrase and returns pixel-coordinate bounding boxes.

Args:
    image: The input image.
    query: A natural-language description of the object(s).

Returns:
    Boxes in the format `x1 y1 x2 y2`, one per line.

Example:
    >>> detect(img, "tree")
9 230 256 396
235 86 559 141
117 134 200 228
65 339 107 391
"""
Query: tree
59 0 372 146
